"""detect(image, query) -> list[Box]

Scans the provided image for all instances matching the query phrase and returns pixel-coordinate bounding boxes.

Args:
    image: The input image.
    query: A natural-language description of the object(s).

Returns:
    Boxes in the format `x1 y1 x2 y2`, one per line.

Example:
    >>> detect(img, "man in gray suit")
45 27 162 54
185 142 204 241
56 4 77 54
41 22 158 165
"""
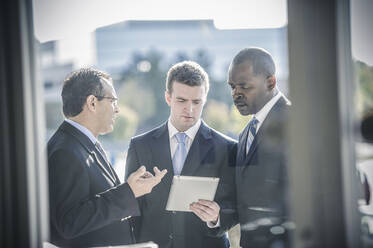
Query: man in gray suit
125 61 237 248
48 68 167 247
191 48 291 248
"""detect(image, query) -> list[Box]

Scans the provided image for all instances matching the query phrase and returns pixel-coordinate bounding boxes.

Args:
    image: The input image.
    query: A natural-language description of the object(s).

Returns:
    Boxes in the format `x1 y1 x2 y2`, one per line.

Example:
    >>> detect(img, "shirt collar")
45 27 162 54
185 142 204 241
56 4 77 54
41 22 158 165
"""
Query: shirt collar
168 119 202 140
65 119 97 144
253 91 283 131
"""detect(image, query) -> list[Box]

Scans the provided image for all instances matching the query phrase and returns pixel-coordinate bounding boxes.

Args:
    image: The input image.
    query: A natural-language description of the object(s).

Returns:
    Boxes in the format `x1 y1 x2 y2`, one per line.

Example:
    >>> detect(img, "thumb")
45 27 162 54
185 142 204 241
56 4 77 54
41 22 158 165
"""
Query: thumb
130 166 146 180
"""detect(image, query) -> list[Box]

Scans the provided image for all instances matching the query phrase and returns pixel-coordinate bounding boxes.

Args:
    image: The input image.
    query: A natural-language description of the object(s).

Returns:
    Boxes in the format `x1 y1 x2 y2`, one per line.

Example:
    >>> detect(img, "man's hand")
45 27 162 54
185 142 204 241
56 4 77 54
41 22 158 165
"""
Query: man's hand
127 166 167 198
190 199 220 223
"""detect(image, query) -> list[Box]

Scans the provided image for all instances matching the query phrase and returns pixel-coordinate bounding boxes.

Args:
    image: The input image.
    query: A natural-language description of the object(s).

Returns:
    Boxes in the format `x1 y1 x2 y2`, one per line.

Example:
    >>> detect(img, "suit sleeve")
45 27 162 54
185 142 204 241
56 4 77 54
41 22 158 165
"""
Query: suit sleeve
210 142 239 236
219 142 239 232
49 149 140 239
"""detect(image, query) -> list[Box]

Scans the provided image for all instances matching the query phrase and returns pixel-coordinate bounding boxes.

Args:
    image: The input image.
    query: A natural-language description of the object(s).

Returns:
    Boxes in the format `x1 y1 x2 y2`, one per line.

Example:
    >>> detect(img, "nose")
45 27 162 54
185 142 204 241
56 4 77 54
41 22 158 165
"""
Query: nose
114 103 120 113
232 88 241 100
185 101 193 113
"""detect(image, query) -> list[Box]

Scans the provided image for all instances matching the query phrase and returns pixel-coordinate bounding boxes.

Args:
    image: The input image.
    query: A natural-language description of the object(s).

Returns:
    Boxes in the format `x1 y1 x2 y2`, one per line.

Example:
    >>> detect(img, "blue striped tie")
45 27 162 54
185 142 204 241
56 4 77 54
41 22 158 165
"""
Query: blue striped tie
246 117 259 154
173 132 187 175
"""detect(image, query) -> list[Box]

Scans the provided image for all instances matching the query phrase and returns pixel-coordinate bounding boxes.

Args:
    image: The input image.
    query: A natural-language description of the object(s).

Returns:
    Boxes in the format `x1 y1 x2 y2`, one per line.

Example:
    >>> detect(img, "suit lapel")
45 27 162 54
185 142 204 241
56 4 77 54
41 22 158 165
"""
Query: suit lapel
237 124 249 169
151 123 174 185
60 121 118 185
243 126 263 166
240 96 290 167
181 121 213 176
91 150 118 185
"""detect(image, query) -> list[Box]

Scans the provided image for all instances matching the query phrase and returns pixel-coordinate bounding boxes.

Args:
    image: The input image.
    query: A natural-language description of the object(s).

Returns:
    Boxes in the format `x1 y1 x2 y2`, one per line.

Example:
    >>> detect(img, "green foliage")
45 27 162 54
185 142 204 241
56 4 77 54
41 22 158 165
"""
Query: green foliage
203 100 249 137
118 50 169 129
118 80 156 122
355 61 373 115
229 105 249 135
203 100 230 133
115 49 242 137
107 104 139 140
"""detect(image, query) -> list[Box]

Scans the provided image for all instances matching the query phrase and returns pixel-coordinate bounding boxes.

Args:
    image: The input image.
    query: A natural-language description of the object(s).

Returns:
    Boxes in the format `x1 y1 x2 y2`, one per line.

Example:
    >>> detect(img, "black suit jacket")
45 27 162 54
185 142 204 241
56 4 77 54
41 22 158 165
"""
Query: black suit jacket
125 121 237 248
221 96 291 248
48 121 140 247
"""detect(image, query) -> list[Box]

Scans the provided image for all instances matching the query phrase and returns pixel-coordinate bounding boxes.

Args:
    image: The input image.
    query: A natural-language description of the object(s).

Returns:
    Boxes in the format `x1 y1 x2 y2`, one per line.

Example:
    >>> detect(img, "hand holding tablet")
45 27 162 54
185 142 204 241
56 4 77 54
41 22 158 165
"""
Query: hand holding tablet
166 176 219 212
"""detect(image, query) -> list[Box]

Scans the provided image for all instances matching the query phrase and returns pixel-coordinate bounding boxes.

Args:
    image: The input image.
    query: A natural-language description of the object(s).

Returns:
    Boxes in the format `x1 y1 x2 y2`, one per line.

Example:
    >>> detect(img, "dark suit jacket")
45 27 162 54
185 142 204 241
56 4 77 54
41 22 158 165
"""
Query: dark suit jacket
221 96 291 248
48 121 140 247
125 121 237 248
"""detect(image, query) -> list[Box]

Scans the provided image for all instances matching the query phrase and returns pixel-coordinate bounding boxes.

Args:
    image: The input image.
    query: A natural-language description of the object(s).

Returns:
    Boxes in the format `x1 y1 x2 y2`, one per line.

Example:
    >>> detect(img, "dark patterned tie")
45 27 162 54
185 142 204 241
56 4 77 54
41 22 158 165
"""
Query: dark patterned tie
246 117 259 154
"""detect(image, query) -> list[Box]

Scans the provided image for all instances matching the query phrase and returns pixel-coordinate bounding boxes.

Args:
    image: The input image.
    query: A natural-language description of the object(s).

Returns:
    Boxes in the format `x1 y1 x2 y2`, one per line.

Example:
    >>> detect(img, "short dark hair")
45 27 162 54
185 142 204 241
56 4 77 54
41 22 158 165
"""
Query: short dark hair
232 47 276 77
166 61 209 94
61 68 111 117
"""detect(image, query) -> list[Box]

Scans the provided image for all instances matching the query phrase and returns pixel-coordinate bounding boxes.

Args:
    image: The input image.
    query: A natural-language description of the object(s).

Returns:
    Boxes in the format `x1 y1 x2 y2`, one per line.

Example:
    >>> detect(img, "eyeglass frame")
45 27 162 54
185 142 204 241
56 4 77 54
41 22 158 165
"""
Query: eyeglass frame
94 95 118 104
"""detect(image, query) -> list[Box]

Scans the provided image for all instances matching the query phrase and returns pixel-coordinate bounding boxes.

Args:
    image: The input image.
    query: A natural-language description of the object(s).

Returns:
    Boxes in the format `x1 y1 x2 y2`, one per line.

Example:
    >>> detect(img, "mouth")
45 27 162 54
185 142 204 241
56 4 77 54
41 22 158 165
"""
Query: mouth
234 102 247 108
181 116 194 121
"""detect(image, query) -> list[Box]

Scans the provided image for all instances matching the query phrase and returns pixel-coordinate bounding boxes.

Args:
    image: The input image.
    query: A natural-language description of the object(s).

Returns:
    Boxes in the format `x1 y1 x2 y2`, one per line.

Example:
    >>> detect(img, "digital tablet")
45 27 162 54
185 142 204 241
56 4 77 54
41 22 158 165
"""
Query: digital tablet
166 175 220 212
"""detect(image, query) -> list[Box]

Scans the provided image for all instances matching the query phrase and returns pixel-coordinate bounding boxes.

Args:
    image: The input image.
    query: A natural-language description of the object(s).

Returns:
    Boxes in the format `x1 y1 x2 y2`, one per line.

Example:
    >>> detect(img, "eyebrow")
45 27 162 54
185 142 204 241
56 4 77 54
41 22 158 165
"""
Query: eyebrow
228 81 246 86
175 96 202 101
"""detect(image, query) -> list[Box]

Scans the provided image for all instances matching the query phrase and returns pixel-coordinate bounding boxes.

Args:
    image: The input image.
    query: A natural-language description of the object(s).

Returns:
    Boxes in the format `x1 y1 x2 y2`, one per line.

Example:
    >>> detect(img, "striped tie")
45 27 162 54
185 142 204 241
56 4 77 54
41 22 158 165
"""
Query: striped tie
246 117 259 154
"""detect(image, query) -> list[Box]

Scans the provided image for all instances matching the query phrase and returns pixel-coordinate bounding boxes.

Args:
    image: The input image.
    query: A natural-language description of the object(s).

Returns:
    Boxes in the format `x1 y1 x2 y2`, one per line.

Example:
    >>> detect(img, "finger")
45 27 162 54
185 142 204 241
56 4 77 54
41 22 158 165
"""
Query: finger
196 200 218 211
142 174 162 187
198 199 220 210
190 204 203 216
131 166 146 180
140 171 153 179
190 205 209 221
193 203 215 216
154 166 167 179
153 166 160 175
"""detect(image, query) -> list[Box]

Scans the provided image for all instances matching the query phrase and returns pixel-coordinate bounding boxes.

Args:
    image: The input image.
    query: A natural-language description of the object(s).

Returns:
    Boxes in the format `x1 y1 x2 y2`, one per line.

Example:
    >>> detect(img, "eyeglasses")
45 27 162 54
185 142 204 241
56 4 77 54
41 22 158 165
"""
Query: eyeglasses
95 95 118 105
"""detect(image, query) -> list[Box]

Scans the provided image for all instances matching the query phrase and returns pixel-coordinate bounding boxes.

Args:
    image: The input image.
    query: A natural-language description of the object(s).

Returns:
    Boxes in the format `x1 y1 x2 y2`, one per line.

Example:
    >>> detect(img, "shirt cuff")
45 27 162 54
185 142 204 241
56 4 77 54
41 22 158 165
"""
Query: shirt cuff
207 216 221 228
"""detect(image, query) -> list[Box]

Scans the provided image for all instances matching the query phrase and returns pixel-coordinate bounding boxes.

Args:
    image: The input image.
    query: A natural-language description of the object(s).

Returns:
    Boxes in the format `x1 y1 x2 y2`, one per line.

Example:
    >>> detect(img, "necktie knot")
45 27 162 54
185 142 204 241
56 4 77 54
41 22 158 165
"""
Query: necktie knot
249 117 259 130
175 132 187 144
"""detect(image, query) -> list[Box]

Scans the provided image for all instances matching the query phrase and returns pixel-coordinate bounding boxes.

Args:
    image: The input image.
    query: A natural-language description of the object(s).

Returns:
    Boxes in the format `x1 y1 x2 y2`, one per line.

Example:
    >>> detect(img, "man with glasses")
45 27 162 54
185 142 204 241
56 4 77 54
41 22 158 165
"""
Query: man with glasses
48 68 167 247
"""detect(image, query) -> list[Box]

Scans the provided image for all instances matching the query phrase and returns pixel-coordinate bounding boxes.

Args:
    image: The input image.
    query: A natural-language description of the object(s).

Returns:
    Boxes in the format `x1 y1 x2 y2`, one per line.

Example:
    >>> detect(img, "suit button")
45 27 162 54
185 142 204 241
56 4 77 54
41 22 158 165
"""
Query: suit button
169 234 173 239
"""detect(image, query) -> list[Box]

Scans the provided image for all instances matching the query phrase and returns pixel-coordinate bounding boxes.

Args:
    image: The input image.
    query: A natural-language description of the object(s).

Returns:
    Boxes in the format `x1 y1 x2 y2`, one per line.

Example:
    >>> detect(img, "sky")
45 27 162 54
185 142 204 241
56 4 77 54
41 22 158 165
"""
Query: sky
32 0 373 67
33 0 288 42
32 0 288 67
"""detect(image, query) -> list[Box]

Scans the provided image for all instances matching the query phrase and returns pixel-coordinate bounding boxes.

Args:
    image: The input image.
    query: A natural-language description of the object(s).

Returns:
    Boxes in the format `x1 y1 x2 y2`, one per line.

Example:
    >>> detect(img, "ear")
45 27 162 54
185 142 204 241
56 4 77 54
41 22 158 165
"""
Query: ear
266 76 277 90
86 95 97 112
165 91 171 106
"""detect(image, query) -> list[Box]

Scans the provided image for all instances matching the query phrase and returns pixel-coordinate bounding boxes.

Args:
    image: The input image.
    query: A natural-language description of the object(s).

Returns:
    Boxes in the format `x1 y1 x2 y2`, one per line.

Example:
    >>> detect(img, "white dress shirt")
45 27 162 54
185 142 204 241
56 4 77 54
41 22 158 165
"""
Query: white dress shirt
209 91 285 228
252 91 283 133
168 119 202 159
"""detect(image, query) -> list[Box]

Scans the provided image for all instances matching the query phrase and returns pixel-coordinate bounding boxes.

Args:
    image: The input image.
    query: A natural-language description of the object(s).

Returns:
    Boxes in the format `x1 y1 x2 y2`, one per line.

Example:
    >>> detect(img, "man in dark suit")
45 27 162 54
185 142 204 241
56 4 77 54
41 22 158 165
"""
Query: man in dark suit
125 61 237 248
48 68 167 247
192 48 291 248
